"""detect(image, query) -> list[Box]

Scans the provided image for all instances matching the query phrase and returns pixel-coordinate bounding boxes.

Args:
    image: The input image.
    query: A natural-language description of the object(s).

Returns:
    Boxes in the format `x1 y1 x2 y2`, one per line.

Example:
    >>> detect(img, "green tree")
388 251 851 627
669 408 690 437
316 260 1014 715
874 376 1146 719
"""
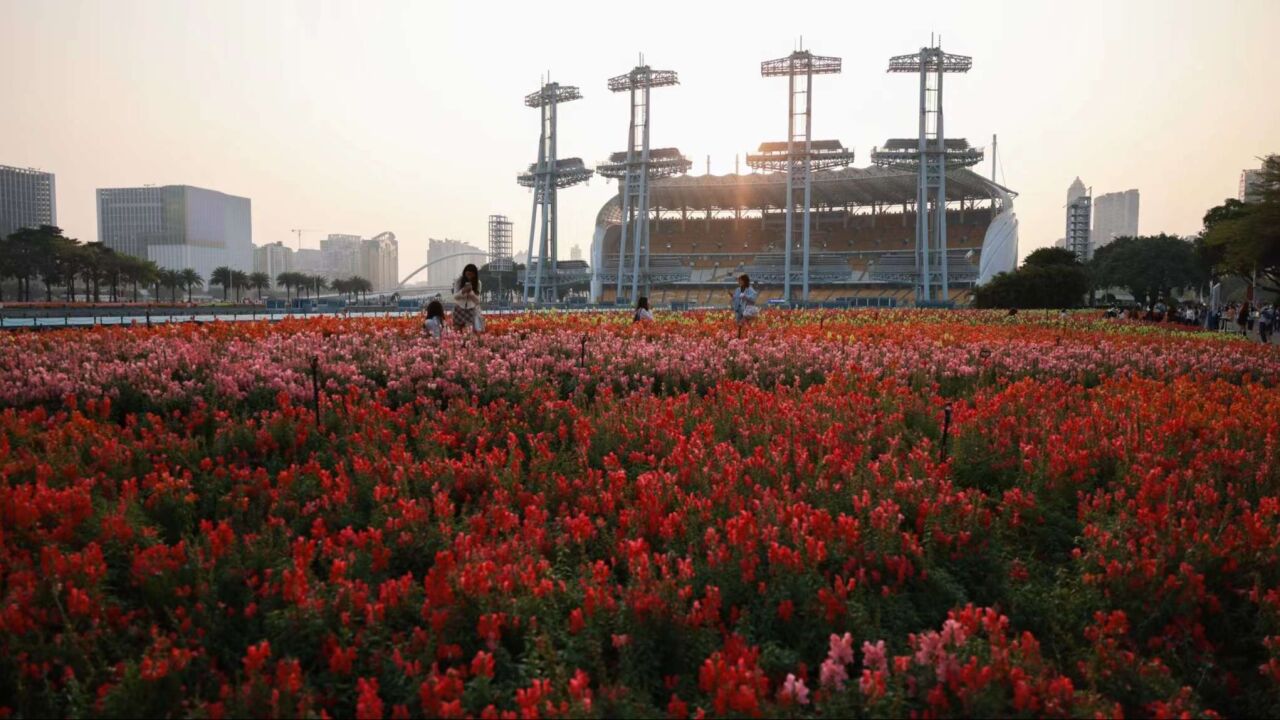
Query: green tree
1 225 64 301
210 266 234 301
230 270 249 302
35 230 79 302
248 271 271 299
179 268 203 302
353 276 373 303
331 277 351 300
1089 234 1208 306
275 271 298 303
1200 155 1280 293
1023 246 1081 268
974 248 1088 309
79 242 116 303
121 257 159 302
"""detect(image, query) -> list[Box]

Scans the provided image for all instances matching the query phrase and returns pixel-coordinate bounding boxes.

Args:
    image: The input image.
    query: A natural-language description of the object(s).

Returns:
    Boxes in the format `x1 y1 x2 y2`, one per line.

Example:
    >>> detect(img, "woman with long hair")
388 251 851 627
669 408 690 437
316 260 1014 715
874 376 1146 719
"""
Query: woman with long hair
633 296 654 323
453 264 482 333
423 298 445 339
729 274 758 326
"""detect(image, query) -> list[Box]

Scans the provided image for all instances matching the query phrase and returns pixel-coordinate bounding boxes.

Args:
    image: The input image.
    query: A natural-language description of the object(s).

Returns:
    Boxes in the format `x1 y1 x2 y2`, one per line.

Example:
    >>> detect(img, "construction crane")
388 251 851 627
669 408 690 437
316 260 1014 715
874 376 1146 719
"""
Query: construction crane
290 228 320 250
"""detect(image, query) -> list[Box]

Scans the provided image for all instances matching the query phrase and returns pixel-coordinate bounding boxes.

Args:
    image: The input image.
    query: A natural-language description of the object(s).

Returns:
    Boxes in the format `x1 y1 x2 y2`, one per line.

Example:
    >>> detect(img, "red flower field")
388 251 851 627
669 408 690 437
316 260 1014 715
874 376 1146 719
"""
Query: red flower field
1 310 1277 717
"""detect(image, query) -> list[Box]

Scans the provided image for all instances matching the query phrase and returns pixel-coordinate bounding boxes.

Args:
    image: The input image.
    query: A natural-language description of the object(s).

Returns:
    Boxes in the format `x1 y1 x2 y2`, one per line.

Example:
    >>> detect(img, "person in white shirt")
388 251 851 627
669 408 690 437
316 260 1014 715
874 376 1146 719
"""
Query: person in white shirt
729 274 759 325
423 299 445 339
452 264 482 333
633 296 654 323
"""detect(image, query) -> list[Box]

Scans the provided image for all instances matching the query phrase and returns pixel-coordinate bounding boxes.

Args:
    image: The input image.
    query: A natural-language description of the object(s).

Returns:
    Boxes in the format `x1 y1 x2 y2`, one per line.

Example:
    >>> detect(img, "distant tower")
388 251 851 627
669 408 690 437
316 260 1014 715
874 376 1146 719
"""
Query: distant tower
1066 188 1092 262
872 43 983 304
747 48 853 303
1066 177 1087 206
518 81 593 302
569 244 582 261
597 60 689 303
488 214 513 271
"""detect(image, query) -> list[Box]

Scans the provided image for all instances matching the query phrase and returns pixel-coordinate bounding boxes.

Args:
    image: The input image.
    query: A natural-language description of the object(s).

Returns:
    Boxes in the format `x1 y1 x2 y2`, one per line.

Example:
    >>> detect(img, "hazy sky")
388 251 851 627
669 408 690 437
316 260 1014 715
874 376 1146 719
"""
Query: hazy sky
3 0 1278 280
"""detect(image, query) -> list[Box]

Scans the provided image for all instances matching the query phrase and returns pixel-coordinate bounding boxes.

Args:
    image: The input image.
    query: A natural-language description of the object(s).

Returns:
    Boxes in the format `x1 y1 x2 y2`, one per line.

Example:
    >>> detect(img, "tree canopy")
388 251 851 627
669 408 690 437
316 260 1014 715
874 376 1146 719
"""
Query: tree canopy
974 249 1088 309
1089 234 1207 305
1199 155 1280 292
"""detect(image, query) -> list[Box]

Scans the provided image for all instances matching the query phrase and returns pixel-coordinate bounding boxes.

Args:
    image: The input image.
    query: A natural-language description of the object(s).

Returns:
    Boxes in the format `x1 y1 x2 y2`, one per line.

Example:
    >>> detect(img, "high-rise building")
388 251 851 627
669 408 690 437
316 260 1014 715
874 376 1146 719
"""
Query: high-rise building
428 238 486 287
1066 195 1092 262
1240 168 1266 203
97 185 251 282
311 232 398 290
1066 177 1087 207
359 232 399 291
254 242 295 287
321 234 363 277
570 244 583 261
0 164 57 238
1092 189 1140 249
294 248 326 274
1063 178 1092 261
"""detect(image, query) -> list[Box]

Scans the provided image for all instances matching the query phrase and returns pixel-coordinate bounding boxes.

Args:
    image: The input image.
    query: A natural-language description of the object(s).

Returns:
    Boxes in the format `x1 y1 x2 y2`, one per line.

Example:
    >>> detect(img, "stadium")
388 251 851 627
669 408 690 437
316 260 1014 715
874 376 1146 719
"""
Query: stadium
589 162 1019 305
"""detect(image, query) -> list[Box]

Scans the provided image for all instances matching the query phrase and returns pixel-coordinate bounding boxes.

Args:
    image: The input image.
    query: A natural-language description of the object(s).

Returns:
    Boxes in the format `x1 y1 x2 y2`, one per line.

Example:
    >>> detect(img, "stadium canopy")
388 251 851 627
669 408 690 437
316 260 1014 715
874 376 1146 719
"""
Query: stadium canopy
644 166 1014 212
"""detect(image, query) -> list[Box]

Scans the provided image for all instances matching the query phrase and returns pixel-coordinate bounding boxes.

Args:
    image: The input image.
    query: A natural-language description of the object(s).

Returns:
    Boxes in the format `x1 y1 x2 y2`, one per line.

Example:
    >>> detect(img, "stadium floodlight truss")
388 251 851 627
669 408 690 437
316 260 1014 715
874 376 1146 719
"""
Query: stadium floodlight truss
596 61 690 304
517 81 593 303
871 44 982 305
748 49 853 303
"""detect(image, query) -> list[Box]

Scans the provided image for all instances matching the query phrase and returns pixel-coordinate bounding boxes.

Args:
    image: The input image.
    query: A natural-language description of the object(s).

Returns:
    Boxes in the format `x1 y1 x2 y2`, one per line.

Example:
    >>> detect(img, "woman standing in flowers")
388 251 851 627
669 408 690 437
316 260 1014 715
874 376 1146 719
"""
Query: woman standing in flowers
633 296 654 323
452 264 483 333
730 274 758 326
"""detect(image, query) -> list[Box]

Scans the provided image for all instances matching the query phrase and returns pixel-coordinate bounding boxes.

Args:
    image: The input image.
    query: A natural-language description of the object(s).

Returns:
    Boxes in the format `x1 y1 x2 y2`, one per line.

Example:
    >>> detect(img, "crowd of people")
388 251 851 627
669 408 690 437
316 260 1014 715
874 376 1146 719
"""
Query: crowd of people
420 270 764 337
419 268 1277 346
1105 299 1278 343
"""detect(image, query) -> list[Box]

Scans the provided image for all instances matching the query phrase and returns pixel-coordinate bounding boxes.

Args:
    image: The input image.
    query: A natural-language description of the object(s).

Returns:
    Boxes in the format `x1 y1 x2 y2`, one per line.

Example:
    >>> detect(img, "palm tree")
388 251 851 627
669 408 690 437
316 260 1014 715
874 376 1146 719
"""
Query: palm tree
210 266 233 301
249 271 271 300
276 271 296 303
158 269 182 303
179 268 203 303
125 258 160 302
353 276 374 303
231 270 250 302
81 242 115 303
330 277 346 300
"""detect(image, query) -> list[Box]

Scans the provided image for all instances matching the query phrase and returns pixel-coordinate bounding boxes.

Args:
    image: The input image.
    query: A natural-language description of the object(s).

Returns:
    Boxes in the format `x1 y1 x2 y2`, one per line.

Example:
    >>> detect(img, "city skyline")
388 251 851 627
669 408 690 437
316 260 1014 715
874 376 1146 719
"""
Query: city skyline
2 0 1278 284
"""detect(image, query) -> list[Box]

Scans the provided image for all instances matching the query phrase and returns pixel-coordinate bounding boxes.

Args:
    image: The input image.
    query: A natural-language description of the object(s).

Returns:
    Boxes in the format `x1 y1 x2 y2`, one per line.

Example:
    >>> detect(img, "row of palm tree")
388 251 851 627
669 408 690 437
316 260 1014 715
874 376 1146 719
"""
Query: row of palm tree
0 225 193 303
207 267 273 302
1 227 375 305
331 276 374 303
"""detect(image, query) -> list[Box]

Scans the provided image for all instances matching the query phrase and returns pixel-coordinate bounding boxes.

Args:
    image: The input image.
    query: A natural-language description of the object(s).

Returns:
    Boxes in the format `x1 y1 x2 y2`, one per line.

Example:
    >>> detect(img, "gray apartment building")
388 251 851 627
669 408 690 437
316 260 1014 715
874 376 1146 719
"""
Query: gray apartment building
97 185 252 283
0 164 57 238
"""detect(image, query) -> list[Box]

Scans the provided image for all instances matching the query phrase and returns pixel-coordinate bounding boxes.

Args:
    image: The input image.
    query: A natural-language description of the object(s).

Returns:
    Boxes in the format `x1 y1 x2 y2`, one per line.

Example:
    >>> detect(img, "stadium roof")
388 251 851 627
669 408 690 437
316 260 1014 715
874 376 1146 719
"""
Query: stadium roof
881 138 973 151
642 166 1014 211
756 140 849 153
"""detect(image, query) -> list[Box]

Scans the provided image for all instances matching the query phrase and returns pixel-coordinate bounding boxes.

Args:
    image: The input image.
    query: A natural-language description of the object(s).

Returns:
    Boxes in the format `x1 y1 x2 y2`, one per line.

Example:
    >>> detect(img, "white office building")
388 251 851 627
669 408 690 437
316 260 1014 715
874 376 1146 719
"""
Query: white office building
97 185 251 282
1092 189 1140 249
0 164 57 238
